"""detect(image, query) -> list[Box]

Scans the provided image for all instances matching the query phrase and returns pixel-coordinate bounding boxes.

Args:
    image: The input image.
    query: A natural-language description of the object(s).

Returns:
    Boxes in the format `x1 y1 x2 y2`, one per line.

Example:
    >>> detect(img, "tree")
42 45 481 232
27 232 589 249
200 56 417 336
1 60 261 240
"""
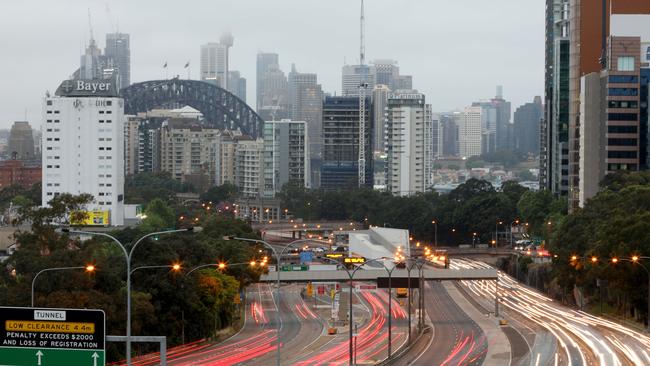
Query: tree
200 183 238 204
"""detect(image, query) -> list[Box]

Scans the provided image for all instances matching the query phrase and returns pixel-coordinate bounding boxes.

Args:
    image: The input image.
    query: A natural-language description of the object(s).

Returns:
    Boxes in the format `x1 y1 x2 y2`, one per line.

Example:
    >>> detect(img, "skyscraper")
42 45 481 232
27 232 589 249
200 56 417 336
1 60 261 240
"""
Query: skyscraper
104 33 130 90
472 89 511 154
341 64 376 96
372 85 390 152
384 91 433 196
7 121 35 160
256 53 288 121
200 33 233 89
458 106 482 158
288 65 323 164
228 71 247 102
321 96 373 190
256 52 280 110
514 96 543 155
43 78 125 226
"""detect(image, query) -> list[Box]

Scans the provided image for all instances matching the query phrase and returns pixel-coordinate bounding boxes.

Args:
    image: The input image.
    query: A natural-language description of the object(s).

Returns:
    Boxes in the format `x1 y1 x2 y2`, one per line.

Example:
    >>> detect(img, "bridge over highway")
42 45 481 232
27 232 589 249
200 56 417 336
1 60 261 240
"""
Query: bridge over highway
259 268 497 282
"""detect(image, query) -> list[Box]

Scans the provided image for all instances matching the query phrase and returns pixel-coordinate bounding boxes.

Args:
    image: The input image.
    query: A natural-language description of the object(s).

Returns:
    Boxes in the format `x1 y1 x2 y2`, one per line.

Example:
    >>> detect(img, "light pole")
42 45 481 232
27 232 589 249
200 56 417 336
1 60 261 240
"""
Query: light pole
224 236 319 366
319 256 393 365
611 256 650 332
509 219 519 247
62 227 199 365
405 258 425 344
431 220 438 249
31 265 95 307
495 221 503 248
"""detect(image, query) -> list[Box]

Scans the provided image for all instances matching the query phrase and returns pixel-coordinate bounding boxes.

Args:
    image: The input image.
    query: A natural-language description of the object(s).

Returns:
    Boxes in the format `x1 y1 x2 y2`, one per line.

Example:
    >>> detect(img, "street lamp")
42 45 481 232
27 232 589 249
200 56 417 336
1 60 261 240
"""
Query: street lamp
431 220 438 249
611 256 650 331
223 236 319 366
61 226 201 365
32 265 95 307
509 219 520 247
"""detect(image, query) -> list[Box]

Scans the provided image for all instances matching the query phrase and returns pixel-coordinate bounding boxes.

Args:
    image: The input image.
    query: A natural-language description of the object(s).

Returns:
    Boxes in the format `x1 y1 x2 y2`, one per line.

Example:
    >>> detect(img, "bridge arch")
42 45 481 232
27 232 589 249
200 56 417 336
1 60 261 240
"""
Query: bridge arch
121 78 264 137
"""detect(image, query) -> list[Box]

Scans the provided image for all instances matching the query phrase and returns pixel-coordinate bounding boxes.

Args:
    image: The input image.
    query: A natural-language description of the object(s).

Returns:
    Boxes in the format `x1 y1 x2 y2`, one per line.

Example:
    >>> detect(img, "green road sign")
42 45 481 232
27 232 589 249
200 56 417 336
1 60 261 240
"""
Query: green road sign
0 306 105 366
280 265 308 271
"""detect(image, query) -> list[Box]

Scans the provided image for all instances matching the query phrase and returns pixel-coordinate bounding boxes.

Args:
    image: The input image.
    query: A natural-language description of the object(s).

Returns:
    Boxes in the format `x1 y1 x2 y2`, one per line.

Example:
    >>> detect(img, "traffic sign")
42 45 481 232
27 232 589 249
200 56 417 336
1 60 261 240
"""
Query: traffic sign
280 265 308 271
343 257 365 264
0 306 105 366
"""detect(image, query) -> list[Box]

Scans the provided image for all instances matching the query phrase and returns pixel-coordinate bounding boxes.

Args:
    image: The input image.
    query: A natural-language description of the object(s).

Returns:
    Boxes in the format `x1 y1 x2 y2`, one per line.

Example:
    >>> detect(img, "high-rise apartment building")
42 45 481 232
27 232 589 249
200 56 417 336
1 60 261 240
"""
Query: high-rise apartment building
514 97 543 155
43 78 125 226
235 139 264 198
200 33 233 89
384 92 433 196
458 106 483 158
372 85 390 153
104 33 130 90
7 121 35 160
262 120 310 197
321 96 373 190
159 118 219 186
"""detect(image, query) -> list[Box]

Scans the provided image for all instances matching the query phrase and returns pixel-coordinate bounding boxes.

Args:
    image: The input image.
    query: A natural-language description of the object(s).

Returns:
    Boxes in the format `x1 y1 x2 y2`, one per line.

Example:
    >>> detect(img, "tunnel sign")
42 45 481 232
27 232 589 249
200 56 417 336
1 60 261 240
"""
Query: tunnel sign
0 306 105 366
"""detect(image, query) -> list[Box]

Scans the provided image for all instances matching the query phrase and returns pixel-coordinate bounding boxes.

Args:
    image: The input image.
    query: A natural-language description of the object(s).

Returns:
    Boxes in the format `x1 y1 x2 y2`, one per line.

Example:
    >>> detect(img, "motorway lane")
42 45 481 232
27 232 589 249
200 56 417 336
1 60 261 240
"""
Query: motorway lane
454 259 650 366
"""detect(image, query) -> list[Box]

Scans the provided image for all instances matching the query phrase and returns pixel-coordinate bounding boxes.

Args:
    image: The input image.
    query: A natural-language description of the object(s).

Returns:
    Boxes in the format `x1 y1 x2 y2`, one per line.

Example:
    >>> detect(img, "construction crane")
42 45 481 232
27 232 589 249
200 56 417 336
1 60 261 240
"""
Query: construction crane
358 0 367 187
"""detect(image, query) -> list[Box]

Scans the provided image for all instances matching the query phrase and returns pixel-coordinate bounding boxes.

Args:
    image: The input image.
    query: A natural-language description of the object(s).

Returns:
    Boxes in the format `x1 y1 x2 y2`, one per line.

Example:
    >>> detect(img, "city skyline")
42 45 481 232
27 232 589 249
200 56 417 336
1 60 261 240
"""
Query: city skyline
0 0 544 129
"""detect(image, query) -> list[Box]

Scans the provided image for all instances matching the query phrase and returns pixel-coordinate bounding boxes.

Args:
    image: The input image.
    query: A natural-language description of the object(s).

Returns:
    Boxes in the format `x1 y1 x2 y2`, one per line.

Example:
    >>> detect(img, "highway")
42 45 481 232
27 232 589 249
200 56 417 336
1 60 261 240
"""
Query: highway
395 282 488 366
453 258 650 366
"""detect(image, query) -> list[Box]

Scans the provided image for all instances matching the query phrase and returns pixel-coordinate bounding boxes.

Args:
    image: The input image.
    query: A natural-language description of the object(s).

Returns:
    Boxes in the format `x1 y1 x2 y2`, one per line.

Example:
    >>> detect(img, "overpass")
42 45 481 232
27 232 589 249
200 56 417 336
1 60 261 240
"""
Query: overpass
259 268 497 282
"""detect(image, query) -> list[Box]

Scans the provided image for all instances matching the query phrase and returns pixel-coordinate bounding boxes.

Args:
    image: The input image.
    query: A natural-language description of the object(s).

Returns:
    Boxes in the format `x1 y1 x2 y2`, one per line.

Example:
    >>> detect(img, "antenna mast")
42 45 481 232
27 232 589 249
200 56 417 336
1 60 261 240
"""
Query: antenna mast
358 0 367 187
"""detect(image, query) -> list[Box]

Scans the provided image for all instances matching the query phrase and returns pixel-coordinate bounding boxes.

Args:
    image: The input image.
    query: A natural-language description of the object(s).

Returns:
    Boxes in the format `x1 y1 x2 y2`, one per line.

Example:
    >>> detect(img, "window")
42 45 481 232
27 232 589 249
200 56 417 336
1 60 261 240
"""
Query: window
47 100 52 106
608 113 638 121
608 88 638 96
608 138 637 146
106 101 112 106
608 150 637 159
609 75 638 84
617 56 635 71
608 125 637 133
608 100 638 109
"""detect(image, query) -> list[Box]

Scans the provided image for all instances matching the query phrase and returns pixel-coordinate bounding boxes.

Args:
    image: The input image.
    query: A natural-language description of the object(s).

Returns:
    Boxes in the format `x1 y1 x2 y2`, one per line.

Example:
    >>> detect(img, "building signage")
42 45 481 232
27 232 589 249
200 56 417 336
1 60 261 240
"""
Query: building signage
55 79 119 98
0 306 105 366
344 257 365 264
388 93 423 100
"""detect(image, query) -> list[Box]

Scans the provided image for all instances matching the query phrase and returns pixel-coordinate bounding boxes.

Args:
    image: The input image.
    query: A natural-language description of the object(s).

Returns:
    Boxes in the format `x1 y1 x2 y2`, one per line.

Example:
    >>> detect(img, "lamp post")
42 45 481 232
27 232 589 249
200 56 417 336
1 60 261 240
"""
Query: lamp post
224 236 320 366
495 221 503 248
431 220 438 249
611 256 650 332
405 258 425 344
319 256 394 365
31 265 95 307
62 227 199 365
509 219 520 248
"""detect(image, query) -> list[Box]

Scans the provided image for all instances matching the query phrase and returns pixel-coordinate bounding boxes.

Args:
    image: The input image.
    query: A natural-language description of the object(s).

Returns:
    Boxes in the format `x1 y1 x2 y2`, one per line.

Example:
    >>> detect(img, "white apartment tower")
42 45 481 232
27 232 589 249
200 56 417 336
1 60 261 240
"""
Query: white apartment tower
43 79 125 226
458 106 483 158
385 91 433 196
262 120 310 198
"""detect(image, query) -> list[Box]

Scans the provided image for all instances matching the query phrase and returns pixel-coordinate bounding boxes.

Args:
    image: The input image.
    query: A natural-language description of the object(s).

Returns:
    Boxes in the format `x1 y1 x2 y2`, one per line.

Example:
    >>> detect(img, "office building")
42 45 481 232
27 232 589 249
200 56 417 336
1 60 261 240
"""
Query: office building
514 97 543 155
341 64 376 97
200 33 233 89
257 54 289 121
288 65 323 164
472 87 512 154
256 52 280 111
262 120 310 197
541 0 570 196
458 106 482 158
567 0 650 210
43 78 125 226
7 121 35 160
384 91 433 196
432 113 443 158
0 159 41 190
321 96 373 190
440 112 460 157
104 33 130 90
228 71 247 102
578 16 650 206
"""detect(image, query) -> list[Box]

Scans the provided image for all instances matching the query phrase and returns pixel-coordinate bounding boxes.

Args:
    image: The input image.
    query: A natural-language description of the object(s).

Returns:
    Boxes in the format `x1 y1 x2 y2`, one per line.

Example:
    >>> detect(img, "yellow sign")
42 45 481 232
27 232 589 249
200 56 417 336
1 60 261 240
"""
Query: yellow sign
344 257 365 264
70 210 110 226
5 320 95 334
326 253 343 258
306 283 313 297
234 294 241 304
330 288 336 299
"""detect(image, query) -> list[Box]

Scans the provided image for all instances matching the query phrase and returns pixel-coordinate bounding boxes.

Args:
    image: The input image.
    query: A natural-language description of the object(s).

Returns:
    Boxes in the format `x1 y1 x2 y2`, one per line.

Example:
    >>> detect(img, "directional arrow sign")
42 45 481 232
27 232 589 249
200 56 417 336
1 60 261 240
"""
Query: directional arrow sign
0 306 105 366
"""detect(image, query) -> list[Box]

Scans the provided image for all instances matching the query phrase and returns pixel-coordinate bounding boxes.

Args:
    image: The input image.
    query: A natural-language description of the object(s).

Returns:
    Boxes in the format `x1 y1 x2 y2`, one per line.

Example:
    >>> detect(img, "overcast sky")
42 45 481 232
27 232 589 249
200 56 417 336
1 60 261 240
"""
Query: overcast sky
0 0 544 129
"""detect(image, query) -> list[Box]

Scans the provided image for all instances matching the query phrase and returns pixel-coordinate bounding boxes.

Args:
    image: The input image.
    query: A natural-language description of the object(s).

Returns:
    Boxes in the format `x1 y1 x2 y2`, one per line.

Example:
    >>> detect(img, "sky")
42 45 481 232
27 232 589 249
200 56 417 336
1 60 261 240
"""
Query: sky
0 0 544 129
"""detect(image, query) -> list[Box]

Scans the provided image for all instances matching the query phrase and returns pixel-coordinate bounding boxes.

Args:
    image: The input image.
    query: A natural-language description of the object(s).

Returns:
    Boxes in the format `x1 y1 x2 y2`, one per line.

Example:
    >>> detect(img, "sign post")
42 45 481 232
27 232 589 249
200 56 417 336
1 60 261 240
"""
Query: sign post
0 307 105 366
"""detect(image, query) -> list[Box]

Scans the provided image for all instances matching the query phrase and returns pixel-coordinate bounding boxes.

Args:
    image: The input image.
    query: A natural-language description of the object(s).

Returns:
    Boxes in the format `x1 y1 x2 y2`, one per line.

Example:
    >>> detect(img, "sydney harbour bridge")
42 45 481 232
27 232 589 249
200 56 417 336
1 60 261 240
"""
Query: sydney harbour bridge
120 78 264 137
